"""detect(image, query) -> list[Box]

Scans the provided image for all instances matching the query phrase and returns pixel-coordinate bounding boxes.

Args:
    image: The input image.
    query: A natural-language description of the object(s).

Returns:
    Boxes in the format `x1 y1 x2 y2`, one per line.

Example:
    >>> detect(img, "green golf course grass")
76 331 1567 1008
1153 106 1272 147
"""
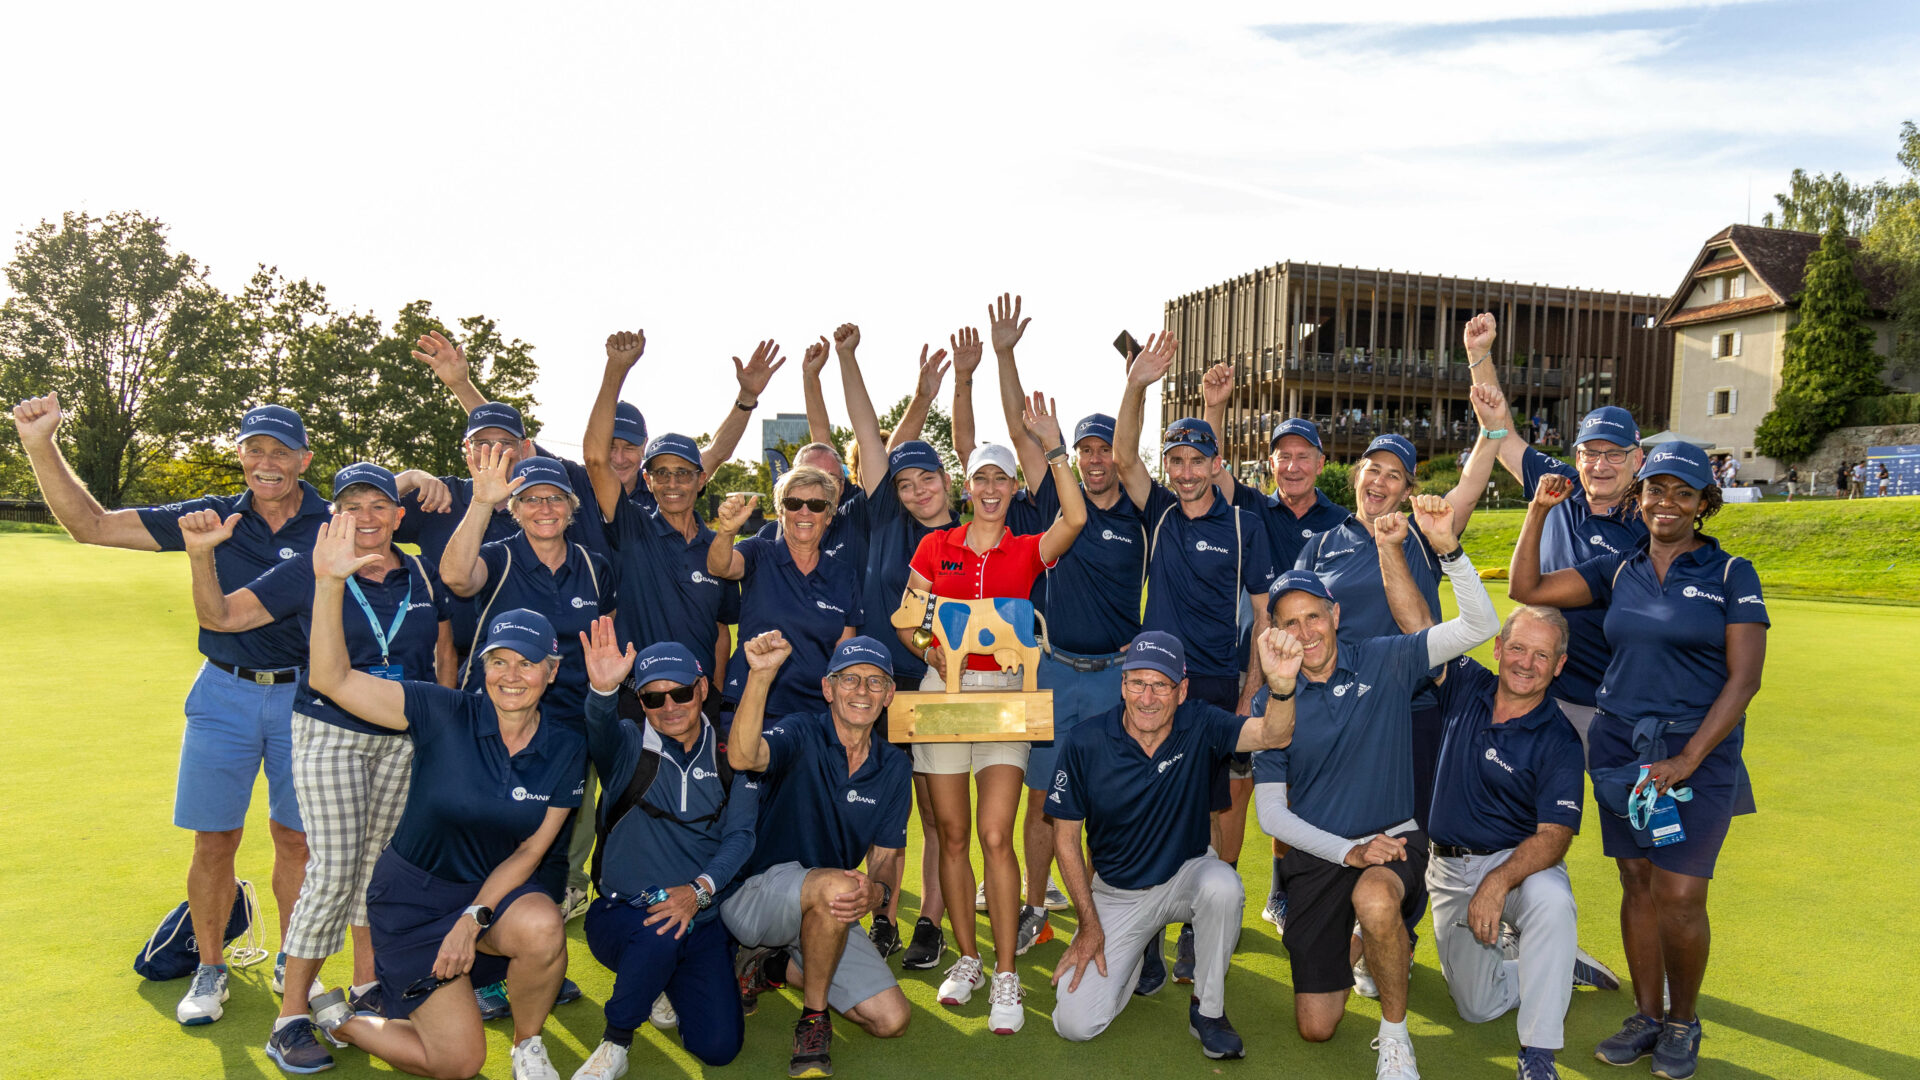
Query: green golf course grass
3 526 1917 1079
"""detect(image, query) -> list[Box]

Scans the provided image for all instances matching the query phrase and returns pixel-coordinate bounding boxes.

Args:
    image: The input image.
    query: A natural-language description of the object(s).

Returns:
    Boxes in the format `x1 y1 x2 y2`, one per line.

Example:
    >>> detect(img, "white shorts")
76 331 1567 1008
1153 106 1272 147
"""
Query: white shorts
910 668 1031 775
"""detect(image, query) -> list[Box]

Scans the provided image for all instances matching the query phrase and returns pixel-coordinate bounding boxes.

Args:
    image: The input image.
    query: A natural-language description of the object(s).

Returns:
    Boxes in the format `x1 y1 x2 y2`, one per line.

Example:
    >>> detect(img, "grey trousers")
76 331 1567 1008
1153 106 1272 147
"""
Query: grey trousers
1053 854 1242 1041
1427 849 1578 1050
1554 699 1598 760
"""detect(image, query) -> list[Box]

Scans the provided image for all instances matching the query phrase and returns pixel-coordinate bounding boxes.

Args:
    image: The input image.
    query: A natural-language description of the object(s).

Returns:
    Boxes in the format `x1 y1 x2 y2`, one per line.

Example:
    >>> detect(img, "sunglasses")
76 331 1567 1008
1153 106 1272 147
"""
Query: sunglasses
1163 427 1216 450
782 497 831 513
403 974 455 999
638 684 698 709
647 466 700 484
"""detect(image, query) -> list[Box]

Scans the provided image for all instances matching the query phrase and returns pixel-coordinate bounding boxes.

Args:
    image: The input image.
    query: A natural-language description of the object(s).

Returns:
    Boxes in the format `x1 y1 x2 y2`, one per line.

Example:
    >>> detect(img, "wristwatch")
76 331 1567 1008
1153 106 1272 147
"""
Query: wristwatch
735 398 756 412
1437 546 1465 563
876 881 893 910
1045 444 1069 463
1271 685 1297 702
462 904 493 929
692 882 713 910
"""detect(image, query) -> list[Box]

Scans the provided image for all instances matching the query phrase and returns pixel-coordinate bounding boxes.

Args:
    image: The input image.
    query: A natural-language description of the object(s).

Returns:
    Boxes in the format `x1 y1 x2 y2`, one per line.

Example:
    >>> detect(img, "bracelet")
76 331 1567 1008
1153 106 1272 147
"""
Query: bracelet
876 881 893 910
1481 427 1508 440
1045 444 1069 463
1271 685 1297 702
1437 546 1465 563
735 398 756 412
1468 355 1490 369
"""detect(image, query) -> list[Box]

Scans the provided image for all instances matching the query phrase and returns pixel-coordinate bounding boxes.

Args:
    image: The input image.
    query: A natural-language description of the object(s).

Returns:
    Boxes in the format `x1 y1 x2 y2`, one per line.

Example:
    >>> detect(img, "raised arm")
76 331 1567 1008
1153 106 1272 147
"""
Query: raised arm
888 344 951 451
835 324 891 496
1238 626 1301 751
726 630 791 772
801 336 835 445
1442 384 1509 531
180 510 273 632
585 331 646 520
706 495 756 579
1025 392 1086 562
438 442 522 597
1115 332 1179 510
1374 511 1436 635
308 514 409 729
1200 362 1242 500
949 328 981 465
411 330 488 413
1461 313 1527 481
702 340 786 473
11 394 161 550
579 615 638 776
988 294 1047 493
1410 496 1501 665
1507 475 1596 608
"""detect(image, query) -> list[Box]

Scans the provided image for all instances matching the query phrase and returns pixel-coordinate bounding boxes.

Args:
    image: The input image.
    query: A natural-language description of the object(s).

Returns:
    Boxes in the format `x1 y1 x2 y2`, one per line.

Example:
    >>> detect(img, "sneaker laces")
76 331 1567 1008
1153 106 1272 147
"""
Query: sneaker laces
946 954 983 987
1518 1046 1556 1079
989 971 1022 1006
793 1014 832 1056
1613 1012 1662 1042
1658 1019 1700 1054
1371 1035 1416 1074
516 1036 553 1071
189 965 225 999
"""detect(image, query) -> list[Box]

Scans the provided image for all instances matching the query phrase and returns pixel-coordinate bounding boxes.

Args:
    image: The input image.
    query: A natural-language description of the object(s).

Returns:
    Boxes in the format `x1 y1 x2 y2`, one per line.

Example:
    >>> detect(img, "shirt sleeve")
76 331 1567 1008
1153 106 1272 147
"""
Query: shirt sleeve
1723 557 1770 627
607 487 644 549
1022 529 1057 573
1571 551 1626 607
393 478 461 544
1519 446 1578 498
875 766 911 851
136 495 224 552
400 682 471 748
1251 746 1289 785
477 541 509 593
1031 469 1061 518
247 553 316 621
591 551 617 616
1239 512 1277 596
547 733 587 810
735 535 766 582
907 531 942 582
702 771 762 891
1534 719 1586 833
1143 480 1179 523
759 718 804 779
1045 733 1087 822
1254 781 1359 865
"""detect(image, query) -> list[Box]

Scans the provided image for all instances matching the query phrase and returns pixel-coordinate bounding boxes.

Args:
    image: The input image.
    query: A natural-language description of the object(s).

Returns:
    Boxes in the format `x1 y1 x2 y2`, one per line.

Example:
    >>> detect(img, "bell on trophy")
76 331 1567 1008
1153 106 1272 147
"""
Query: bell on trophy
910 626 935 652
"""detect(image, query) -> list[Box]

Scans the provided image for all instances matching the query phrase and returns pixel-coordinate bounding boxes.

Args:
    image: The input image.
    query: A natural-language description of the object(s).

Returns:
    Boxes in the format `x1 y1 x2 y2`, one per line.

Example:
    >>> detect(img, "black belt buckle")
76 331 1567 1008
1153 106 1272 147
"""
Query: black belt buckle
1431 842 1500 859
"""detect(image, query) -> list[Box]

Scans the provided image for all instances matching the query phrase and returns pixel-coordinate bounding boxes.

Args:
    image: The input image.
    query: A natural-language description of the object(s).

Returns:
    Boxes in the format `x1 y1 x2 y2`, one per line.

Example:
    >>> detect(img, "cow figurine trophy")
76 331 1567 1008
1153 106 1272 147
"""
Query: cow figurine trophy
885 587 1054 744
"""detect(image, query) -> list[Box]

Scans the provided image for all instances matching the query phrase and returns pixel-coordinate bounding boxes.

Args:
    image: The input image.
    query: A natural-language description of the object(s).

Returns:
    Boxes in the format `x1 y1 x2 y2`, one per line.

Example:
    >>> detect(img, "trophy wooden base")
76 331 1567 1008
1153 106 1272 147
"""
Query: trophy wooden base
886 691 1054 743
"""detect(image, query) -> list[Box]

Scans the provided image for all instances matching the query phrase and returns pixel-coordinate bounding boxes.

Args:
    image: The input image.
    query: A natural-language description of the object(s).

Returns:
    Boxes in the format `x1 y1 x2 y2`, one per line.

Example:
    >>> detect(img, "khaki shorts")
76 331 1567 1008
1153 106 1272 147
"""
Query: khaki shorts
910 667 1031 775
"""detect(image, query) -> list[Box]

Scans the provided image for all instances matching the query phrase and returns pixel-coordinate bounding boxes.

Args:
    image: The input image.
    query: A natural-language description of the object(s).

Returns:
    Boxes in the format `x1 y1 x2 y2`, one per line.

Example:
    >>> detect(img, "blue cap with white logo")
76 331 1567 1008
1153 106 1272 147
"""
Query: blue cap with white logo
1161 418 1218 458
888 440 944 477
1638 441 1715 491
465 402 526 440
1268 569 1336 607
511 456 574 496
1575 406 1640 448
1121 631 1187 683
1362 433 1418 476
828 636 896 678
478 608 559 661
237 405 308 449
1270 417 1324 452
643 433 702 469
330 462 399 502
1073 413 1117 448
631 642 704 689
613 402 648 447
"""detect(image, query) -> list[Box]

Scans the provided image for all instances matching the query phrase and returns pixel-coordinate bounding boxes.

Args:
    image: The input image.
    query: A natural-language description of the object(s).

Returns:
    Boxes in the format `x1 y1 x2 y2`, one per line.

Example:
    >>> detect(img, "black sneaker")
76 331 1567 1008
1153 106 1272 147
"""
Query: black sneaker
736 945 781 1015
1594 1012 1663 1066
1134 936 1167 997
901 917 945 970
346 983 384 1018
1187 996 1244 1060
789 1011 833 1078
868 913 903 958
265 1017 335 1074
1173 924 1196 984
1651 1017 1703 1079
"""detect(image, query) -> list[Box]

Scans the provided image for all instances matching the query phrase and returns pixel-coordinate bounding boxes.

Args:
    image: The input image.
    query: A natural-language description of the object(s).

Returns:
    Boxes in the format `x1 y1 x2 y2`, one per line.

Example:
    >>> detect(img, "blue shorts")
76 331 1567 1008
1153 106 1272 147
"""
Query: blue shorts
1027 649 1125 792
365 849 551 1020
1589 716 1755 879
174 661 303 832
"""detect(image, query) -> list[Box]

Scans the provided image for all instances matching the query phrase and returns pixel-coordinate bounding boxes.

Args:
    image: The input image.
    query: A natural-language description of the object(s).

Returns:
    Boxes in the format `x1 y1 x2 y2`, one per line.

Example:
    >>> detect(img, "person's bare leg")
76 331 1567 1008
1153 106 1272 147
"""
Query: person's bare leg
1650 867 1712 1021
351 924 376 987
798 869 854 1011
1616 858 1665 1019
841 986 911 1038
188 828 244 965
333 976 486 1079
1353 867 1410 1024
1295 988 1350 1042
481 895 567 1045
913 774 945 925
268 819 310 943
975 765 1023 973
278 956 326 1016
1022 789 1054 909
927 772 976 958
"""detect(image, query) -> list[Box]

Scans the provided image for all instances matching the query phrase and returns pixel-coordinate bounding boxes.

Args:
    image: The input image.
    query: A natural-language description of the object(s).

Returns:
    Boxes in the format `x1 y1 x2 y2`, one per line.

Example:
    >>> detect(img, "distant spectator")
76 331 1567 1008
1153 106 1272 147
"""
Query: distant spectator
1838 462 1851 499
1784 466 1798 502
1878 462 1891 497
1852 462 1865 499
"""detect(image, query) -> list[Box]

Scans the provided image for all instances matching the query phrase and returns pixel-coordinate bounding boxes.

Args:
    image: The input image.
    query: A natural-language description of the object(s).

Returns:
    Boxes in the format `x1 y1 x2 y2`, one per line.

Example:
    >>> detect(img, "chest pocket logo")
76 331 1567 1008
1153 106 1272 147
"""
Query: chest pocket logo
571 596 596 609
691 767 711 780
1332 681 1354 697
846 789 877 806
511 785 550 802
279 547 296 559
1156 752 1185 774
1483 747 1515 774
690 571 719 586
1100 529 1135 544
941 559 964 572
1194 540 1228 554
1680 585 1724 604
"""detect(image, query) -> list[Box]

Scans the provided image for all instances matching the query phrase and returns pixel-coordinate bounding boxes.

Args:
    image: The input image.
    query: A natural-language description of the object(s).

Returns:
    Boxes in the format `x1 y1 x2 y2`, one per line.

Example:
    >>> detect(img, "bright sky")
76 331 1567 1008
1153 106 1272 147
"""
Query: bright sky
3 0 1913 462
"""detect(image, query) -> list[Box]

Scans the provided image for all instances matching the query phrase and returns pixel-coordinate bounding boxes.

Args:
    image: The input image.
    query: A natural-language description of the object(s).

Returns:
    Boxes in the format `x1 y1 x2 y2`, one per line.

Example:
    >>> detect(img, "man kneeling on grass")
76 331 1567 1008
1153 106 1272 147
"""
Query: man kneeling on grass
725 632 913 1078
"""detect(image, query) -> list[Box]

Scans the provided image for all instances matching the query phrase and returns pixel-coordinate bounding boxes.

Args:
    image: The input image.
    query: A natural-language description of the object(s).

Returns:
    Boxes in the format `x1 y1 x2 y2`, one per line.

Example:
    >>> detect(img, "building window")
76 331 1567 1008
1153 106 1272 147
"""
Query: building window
1709 388 1737 416
1711 330 1742 359
1730 272 1746 298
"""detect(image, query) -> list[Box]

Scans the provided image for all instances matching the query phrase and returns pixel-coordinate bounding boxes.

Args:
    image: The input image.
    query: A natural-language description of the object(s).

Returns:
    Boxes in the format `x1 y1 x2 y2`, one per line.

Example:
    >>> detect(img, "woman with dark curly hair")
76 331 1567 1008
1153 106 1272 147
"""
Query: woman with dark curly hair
1510 442 1767 1080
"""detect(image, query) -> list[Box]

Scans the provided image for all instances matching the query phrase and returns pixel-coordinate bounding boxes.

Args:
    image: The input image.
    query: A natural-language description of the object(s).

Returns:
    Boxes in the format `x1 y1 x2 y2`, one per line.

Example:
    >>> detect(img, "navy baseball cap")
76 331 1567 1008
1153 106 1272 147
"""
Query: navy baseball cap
465 402 526 440
613 402 648 447
1638 442 1715 490
644 433 702 469
1121 631 1187 683
1270 417 1324 452
888 440 944 477
1362 433 1418 476
828 636 896 678
237 405 308 449
1161 418 1218 458
478 608 559 661
1575 406 1640 448
330 462 399 502
1269 569 1336 607
631 642 704 689
1073 413 1117 448
511 456 574 496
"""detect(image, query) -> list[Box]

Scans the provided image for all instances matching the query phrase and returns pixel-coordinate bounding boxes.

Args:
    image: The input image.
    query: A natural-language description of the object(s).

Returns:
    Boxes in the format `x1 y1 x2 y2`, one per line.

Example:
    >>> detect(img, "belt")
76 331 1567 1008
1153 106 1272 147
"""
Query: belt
1043 647 1125 673
1431 842 1503 859
209 660 301 686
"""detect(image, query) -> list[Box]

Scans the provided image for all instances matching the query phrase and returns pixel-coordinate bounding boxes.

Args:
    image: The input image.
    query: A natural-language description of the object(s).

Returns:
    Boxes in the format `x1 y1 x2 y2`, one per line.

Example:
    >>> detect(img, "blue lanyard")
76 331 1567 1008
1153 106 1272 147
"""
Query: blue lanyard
1627 765 1693 831
345 572 411 665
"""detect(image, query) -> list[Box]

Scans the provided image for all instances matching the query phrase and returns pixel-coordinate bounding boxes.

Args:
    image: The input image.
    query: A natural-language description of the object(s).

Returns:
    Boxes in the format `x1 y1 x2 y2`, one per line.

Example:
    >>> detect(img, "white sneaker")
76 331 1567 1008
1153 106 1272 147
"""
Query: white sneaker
562 886 591 922
571 1039 629 1080
512 1034 562 1080
649 992 678 1029
176 963 229 1025
1372 1033 1421 1079
974 881 989 911
988 971 1024 1034
937 954 986 1006
1043 880 1071 911
1352 956 1379 999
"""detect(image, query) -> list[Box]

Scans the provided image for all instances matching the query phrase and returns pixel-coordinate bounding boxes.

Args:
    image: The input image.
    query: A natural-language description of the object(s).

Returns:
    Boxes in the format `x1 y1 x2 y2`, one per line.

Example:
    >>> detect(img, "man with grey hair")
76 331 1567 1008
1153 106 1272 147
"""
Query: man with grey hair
1425 604 1618 1080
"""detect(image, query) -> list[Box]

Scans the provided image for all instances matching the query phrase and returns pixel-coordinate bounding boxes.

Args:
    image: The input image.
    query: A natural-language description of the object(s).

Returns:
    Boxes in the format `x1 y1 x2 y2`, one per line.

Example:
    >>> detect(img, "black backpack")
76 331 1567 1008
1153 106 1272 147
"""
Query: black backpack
590 688 737 893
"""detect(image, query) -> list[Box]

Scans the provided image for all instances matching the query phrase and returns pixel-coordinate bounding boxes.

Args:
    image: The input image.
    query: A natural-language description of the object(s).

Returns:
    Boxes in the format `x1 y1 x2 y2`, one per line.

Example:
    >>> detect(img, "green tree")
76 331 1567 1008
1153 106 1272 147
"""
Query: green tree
0 211 240 507
878 396 958 472
1762 169 1889 234
1755 218 1885 462
1866 121 1920 375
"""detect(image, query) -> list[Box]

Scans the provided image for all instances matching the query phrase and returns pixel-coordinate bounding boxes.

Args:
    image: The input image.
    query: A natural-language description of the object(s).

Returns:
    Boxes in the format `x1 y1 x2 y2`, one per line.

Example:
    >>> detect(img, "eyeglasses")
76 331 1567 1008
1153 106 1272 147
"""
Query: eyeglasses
783 497 831 513
1122 677 1176 697
1576 447 1633 465
514 494 570 507
1163 427 1216 450
647 466 700 485
834 673 894 693
638 685 698 709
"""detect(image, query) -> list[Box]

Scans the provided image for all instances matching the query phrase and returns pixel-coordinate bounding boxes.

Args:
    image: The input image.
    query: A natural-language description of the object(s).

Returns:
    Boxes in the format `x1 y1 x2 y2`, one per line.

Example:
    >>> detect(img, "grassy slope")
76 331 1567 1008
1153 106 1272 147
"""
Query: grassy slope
3 530 1918 1079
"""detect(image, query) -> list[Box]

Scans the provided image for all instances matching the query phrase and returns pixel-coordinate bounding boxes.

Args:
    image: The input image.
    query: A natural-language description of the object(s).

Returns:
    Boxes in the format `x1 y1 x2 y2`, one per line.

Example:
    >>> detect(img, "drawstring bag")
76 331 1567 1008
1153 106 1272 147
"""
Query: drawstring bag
133 879 269 980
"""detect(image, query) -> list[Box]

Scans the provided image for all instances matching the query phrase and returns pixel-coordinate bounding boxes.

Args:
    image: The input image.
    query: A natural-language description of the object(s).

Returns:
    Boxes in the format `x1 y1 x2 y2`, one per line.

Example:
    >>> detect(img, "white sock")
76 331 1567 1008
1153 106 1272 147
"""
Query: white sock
1379 1018 1410 1043
272 1015 306 1032
350 982 377 996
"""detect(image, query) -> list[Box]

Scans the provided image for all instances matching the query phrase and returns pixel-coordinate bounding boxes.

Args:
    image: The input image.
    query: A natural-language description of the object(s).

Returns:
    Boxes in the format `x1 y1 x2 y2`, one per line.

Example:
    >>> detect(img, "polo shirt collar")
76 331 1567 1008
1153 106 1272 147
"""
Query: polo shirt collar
470 697 556 759
646 501 713 542
1267 488 1340 520
234 479 330 522
1101 703 1189 748
1486 688 1563 731
939 522 1015 553
1630 531 1725 569
507 528 580 570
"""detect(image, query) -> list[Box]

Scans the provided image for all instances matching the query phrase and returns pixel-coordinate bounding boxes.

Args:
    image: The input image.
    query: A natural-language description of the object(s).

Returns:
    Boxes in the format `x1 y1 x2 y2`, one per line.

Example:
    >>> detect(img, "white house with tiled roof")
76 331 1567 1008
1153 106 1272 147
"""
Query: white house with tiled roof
1656 224 1910 480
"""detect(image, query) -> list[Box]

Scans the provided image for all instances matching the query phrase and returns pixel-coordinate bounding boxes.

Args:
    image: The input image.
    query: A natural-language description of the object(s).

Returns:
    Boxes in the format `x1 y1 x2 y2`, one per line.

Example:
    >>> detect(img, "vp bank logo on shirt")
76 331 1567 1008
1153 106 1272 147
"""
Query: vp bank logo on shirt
1100 529 1135 544
1156 752 1185 775
1482 747 1515 774
1193 539 1229 555
511 786 551 802
570 596 597 609
1681 585 1724 604
279 547 297 559
845 789 878 806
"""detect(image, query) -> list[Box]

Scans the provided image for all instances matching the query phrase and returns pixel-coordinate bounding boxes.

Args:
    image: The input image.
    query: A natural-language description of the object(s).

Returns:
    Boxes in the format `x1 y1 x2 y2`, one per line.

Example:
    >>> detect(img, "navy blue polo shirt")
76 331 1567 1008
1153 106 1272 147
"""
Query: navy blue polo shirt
1295 515 1442 641
743 711 911 879
1141 483 1276 678
756 485 871 592
1519 447 1649 706
1428 656 1585 852
607 486 732 673
249 552 453 736
140 482 332 669
392 683 587 884
460 533 615 730
1232 485 1347 573
585 691 758 921
395 478 523 651
722 535 863 713
1008 472 1146 655
1251 630 1433 838
857 470 958 682
1574 534 1770 728
1047 700 1245 890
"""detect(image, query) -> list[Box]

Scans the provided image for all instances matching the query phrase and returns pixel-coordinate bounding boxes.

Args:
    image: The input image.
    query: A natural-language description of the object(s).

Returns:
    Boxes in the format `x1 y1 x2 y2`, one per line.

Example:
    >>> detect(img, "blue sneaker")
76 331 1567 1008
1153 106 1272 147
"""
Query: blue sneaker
1173 924 1196 984
1187 996 1244 1059
555 977 583 1005
1260 892 1287 934
1651 1017 1703 1079
1517 1045 1559 1079
474 980 511 1021
1573 947 1622 991
271 951 290 994
265 1017 334 1074
1594 1012 1662 1066
1134 936 1167 996
347 983 384 1018
176 963 229 1025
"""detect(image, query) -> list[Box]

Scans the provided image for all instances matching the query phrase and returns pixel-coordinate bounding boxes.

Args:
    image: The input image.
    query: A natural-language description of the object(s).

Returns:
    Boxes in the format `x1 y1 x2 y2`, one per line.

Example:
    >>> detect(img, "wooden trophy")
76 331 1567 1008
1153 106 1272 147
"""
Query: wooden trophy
885 589 1054 744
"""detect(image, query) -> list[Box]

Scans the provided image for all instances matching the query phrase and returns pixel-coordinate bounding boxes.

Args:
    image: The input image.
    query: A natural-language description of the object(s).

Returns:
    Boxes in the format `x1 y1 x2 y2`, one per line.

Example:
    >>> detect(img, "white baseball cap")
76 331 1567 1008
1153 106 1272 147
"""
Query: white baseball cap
966 442 1018 481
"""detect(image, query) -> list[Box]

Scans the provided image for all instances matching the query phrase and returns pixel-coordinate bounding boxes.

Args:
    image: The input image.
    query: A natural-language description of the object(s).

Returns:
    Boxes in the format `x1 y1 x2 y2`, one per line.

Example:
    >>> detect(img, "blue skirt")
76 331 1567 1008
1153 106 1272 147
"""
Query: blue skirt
365 848 550 1020
1589 713 1755 879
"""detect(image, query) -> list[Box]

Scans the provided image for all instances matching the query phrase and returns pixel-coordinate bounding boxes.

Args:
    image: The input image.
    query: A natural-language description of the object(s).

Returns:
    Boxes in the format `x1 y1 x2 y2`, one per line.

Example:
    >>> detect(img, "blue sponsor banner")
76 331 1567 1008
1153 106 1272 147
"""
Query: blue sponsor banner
1865 445 1919 497
764 447 791 485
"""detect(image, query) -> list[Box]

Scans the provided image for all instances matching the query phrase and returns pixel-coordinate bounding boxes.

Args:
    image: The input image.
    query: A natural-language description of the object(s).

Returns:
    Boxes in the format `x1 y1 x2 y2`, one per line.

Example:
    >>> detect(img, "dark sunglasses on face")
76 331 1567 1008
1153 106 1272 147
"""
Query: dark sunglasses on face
639 684 698 709
782 497 832 513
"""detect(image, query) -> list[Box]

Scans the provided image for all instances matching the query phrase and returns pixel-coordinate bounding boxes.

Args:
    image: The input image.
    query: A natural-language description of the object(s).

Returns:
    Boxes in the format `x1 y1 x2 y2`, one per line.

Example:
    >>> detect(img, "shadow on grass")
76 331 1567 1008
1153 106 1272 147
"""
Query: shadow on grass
1694 993 1920 1079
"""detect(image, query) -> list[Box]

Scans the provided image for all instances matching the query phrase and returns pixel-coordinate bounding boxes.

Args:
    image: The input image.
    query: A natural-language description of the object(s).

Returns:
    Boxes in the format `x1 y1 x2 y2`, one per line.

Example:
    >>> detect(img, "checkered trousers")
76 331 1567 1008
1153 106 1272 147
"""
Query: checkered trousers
284 713 414 959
